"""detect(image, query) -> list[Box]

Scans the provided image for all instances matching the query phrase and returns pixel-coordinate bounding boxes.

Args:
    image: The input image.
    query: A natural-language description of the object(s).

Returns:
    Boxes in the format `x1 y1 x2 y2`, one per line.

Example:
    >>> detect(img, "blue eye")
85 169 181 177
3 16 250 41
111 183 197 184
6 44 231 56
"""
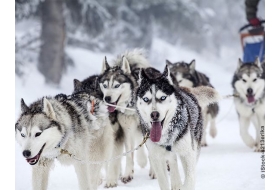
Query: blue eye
143 97 149 102
115 84 120 88
160 96 167 101
103 84 107 88
21 133 25 138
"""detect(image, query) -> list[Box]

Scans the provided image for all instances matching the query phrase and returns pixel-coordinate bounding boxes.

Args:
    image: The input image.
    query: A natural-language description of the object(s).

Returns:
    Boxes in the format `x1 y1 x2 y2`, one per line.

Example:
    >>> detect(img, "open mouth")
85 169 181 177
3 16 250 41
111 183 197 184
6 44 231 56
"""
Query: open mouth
246 94 255 103
107 95 121 113
150 118 165 143
26 143 46 165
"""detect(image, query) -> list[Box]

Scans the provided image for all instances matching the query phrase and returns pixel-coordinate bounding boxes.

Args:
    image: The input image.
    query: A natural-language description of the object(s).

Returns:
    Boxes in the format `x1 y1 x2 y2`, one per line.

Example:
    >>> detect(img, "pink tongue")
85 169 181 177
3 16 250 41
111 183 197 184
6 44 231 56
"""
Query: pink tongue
150 122 162 142
108 106 116 113
27 154 39 163
247 95 255 103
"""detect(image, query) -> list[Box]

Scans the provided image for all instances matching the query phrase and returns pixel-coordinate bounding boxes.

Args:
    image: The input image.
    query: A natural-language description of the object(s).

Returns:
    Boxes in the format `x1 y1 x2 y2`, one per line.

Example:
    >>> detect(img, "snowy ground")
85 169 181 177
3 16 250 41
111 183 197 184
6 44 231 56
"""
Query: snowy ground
15 39 265 190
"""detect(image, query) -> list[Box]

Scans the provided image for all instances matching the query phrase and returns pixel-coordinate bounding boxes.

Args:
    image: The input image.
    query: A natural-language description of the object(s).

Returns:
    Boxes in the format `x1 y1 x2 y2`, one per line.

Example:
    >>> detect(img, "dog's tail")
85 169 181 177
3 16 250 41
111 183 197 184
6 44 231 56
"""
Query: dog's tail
187 86 221 110
113 48 150 68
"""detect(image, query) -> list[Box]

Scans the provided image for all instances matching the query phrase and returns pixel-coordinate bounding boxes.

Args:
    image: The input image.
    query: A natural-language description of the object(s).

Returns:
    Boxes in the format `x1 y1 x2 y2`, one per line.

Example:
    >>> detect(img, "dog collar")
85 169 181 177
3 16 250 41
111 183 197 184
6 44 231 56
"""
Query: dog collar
55 131 68 149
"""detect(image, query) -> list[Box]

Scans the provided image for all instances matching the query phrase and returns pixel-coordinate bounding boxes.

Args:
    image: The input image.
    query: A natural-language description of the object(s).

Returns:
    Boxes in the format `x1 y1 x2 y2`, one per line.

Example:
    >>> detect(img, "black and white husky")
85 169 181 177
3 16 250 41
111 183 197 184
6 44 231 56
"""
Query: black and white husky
232 58 265 152
135 64 220 190
15 91 114 190
167 59 219 146
98 49 150 183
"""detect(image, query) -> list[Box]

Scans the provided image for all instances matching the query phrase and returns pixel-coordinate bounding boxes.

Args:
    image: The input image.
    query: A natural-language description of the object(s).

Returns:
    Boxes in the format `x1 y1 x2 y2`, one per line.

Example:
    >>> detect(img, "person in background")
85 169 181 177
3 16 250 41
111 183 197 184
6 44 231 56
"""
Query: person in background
245 0 262 26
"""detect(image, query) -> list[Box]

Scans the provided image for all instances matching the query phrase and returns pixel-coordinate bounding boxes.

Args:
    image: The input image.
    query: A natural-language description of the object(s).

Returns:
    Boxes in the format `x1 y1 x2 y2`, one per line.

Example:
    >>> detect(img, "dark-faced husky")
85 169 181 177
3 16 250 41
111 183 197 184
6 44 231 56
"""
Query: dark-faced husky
98 49 150 183
15 91 113 190
167 59 219 146
232 58 265 152
135 64 220 190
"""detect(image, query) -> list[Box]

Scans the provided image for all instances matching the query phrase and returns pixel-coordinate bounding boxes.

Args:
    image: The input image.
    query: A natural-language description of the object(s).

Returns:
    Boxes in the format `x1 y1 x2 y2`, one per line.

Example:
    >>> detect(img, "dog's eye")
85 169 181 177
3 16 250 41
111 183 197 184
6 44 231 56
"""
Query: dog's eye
253 78 257 82
178 80 182 83
242 79 247 82
143 97 149 102
21 133 25 138
103 84 107 88
114 84 120 88
35 132 42 137
160 96 167 101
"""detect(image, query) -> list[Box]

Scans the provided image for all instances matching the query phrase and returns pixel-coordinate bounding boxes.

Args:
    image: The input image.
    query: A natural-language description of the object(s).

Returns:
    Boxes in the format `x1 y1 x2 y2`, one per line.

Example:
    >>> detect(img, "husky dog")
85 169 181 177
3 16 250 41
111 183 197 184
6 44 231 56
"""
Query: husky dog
73 76 124 187
167 59 219 146
232 58 265 152
15 90 114 190
135 64 220 190
98 49 149 183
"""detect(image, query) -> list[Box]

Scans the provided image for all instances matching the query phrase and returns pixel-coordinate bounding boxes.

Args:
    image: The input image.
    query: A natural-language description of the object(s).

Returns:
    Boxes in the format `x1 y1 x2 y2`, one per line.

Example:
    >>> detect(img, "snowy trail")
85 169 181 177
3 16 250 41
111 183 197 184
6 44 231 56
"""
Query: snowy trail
15 40 264 190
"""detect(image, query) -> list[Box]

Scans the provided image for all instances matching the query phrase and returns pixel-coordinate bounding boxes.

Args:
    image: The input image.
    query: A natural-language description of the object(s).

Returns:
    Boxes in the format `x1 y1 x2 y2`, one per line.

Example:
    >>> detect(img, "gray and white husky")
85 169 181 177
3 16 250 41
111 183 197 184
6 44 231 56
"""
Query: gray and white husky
232 58 265 152
73 75 124 187
15 91 114 190
98 49 149 183
135 64 220 190
167 59 219 146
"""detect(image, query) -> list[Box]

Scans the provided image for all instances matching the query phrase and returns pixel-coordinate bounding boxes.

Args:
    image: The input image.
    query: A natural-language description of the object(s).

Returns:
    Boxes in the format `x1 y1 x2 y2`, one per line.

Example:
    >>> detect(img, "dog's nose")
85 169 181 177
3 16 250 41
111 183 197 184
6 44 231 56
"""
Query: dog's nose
247 88 253 95
151 111 160 121
105 96 111 103
23 150 31 158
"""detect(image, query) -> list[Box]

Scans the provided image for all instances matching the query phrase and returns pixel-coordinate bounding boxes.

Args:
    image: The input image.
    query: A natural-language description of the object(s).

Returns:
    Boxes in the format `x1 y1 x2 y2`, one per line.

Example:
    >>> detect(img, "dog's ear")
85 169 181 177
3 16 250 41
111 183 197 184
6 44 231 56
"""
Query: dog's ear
21 98 29 113
139 68 148 84
73 79 83 91
162 64 173 85
253 57 261 68
101 56 110 73
166 60 173 68
189 59 196 73
236 58 243 71
121 56 131 74
42 97 56 120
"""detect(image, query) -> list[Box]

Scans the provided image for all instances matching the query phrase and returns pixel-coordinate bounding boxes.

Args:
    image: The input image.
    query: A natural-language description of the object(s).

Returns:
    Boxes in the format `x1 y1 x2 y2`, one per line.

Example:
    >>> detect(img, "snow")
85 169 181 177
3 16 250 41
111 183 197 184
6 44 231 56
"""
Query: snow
15 38 264 190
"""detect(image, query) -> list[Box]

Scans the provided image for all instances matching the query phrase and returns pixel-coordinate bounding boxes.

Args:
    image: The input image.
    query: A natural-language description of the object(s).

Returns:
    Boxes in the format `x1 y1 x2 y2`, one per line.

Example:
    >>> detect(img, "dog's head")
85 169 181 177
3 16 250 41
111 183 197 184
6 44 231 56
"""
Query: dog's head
15 98 63 165
167 59 197 88
136 64 178 143
73 75 103 100
99 56 135 112
233 58 265 105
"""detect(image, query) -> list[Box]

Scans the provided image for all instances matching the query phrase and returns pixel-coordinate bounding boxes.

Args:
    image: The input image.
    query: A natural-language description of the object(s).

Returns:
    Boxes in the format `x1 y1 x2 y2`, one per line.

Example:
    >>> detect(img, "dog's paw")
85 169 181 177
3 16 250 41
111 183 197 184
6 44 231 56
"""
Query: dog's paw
149 169 157 179
254 145 265 153
201 142 208 147
104 181 117 188
121 174 133 184
210 127 217 138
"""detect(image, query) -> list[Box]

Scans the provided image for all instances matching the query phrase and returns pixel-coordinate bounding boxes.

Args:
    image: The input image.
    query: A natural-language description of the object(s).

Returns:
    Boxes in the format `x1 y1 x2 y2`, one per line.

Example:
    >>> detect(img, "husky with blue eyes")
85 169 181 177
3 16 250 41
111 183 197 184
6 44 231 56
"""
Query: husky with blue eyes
98 49 150 184
15 91 114 190
135 64 220 190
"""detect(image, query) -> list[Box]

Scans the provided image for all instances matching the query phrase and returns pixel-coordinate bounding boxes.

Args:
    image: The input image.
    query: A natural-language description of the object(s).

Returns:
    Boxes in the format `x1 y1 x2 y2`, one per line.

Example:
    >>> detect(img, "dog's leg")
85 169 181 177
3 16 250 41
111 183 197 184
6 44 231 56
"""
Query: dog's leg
149 156 157 179
88 163 103 190
146 140 169 190
136 130 148 168
74 163 90 190
32 158 54 190
121 130 135 183
254 114 265 152
105 141 123 188
209 115 217 138
239 116 255 148
201 110 208 147
180 152 197 190
168 153 182 190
